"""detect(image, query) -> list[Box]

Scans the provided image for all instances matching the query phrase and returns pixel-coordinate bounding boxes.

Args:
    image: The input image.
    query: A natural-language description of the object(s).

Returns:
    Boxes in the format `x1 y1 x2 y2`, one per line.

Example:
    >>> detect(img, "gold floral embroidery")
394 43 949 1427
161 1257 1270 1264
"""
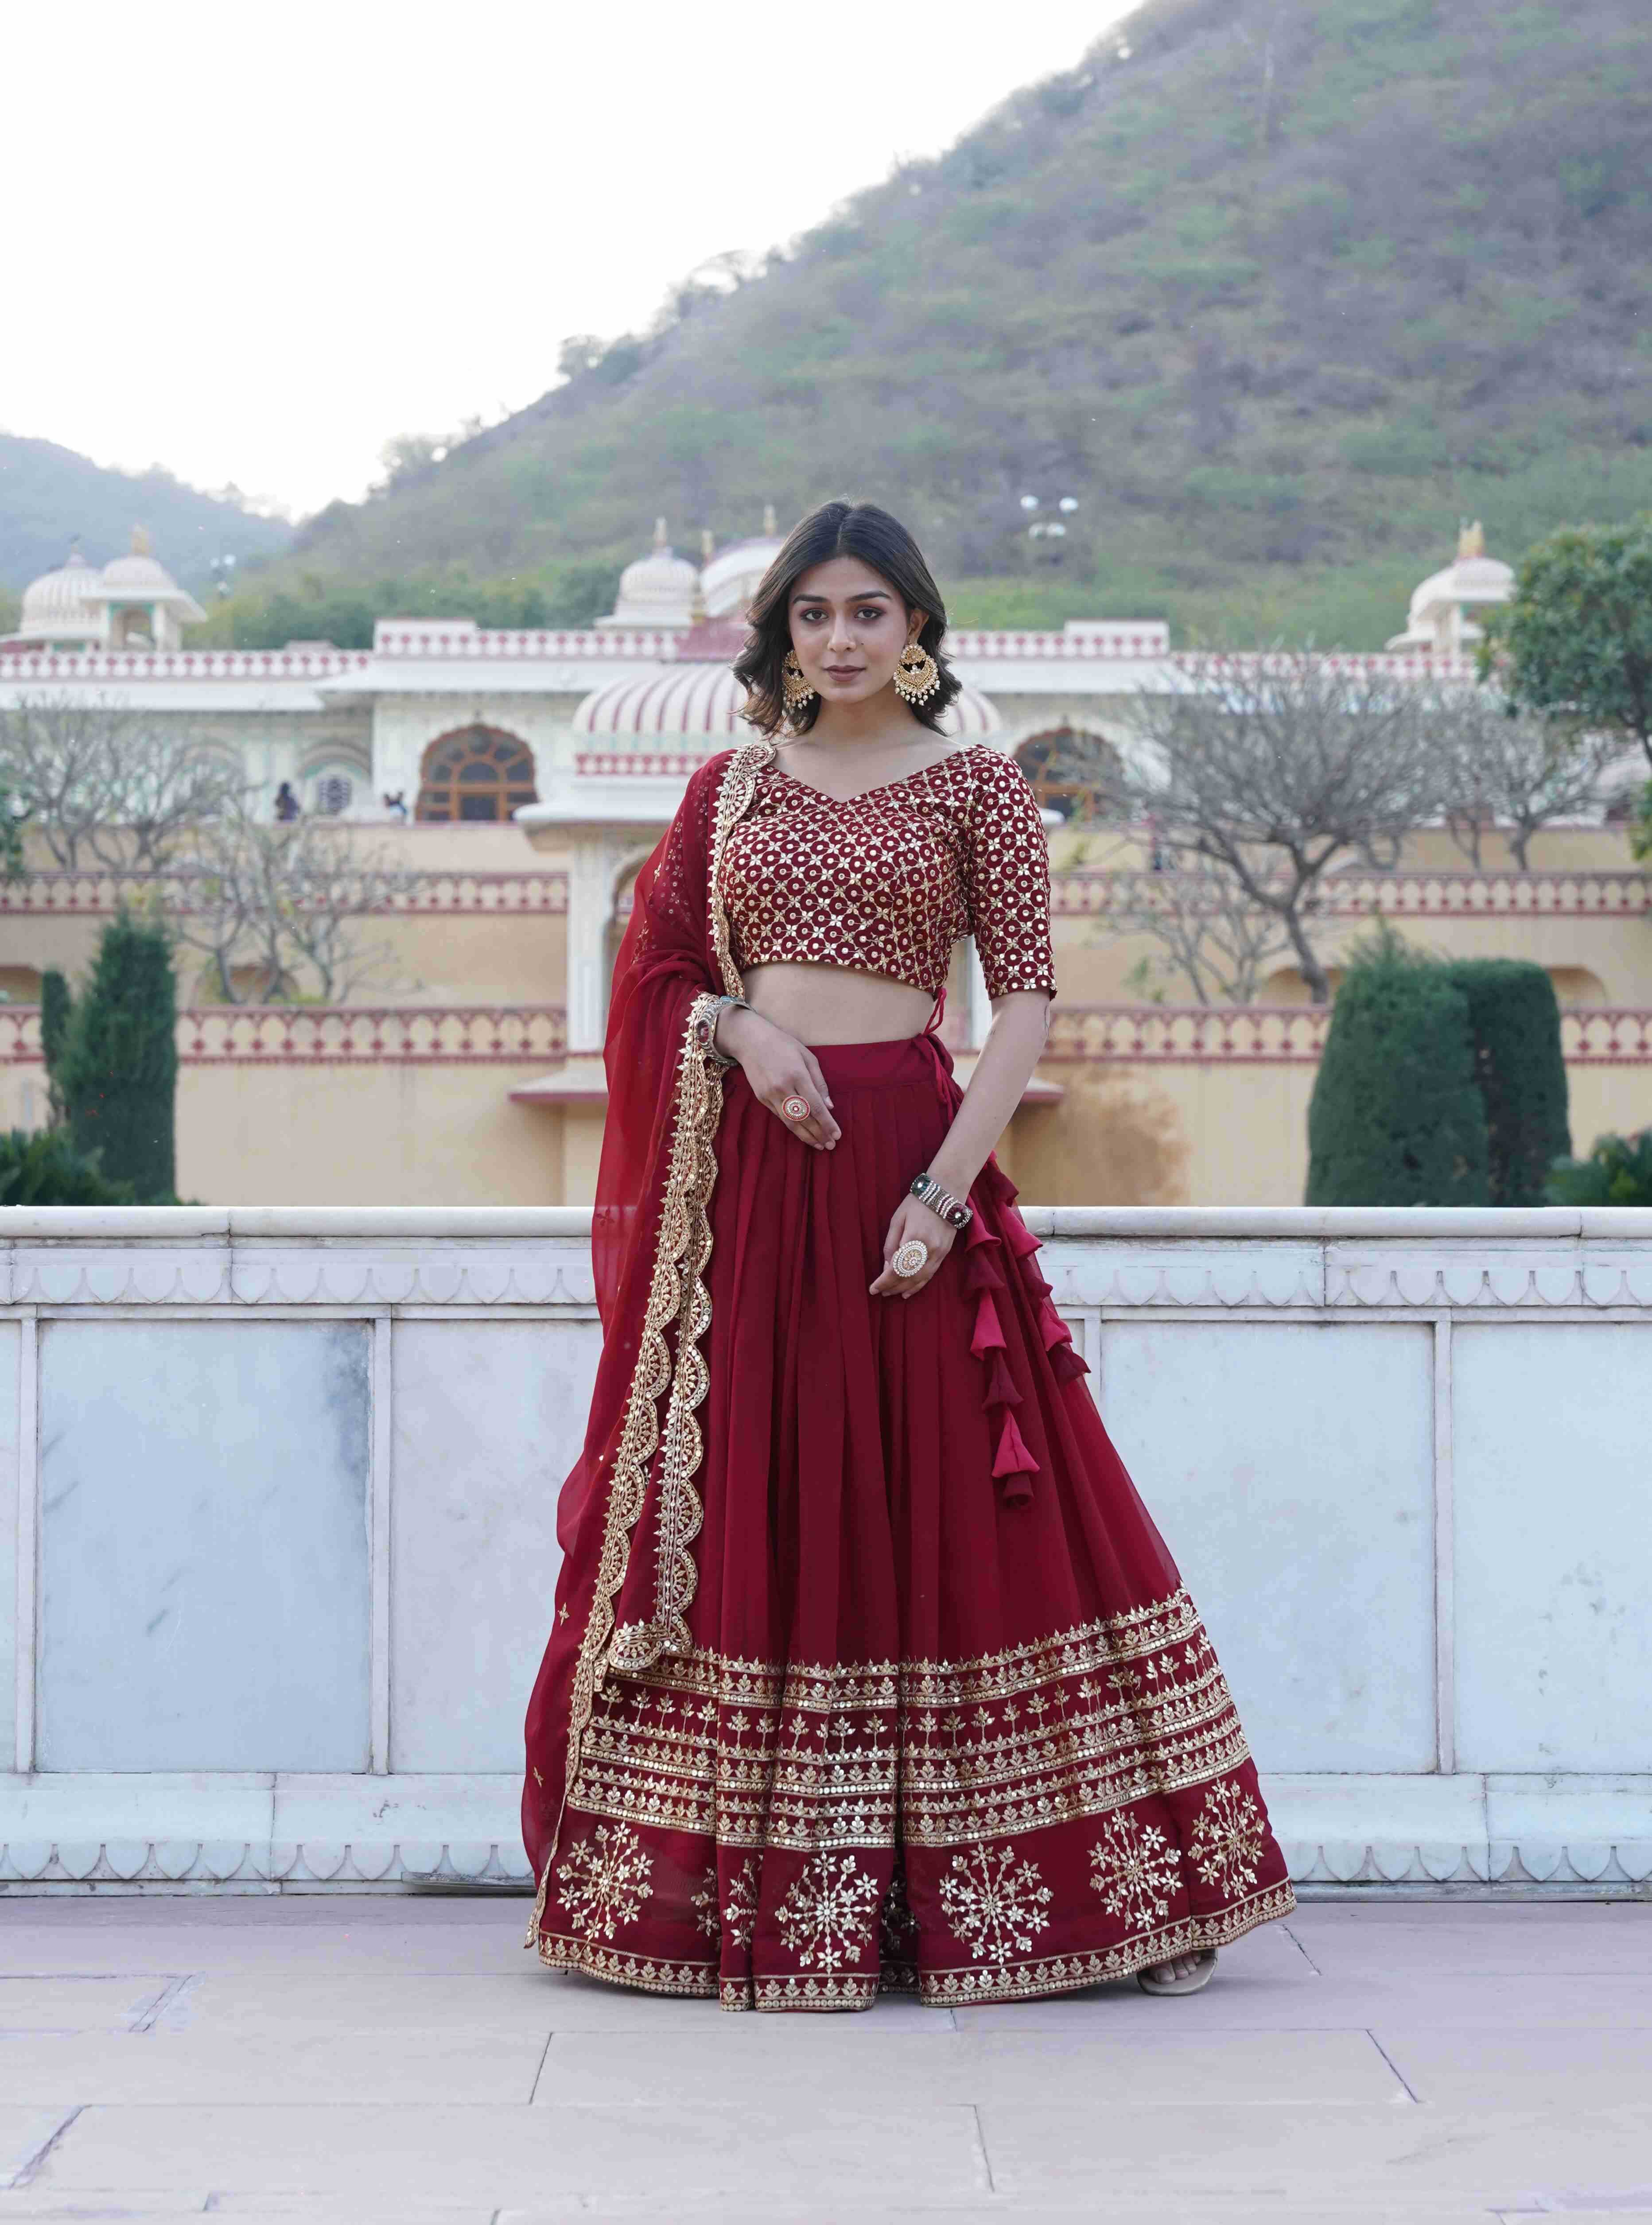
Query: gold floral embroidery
555 1821 655 1942
938 1841 1053 1969
537 1931 716 1998
567 1588 1250 1855
718 746 1056 1001
774 1851 882 1974
1190 1777 1266 1897
722 1856 761 1949
548 740 772 1914
691 1865 722 1943
920 1881 1297 2006
1087 1809 1182 1933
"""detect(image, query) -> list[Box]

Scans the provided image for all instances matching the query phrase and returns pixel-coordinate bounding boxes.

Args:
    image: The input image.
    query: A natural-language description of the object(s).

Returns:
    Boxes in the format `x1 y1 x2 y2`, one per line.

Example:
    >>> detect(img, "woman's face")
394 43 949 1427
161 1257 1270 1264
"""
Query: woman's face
787 557 923 708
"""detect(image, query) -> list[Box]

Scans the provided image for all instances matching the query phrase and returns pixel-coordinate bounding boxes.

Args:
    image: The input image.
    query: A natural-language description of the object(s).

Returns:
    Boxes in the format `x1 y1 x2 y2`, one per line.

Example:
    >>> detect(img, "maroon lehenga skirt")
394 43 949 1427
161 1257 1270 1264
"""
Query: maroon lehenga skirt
523 1032 1294 2010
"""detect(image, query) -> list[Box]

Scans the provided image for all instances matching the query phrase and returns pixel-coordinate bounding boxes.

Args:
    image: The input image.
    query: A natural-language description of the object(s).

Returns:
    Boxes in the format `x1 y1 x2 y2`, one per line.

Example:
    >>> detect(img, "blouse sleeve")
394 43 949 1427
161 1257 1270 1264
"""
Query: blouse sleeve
963 749 1057 1001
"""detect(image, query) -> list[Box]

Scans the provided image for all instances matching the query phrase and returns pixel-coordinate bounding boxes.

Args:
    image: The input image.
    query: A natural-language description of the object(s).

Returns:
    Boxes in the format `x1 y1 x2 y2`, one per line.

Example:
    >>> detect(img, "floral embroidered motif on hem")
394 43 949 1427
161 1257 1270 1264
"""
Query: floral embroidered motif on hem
565 1588 1252 1855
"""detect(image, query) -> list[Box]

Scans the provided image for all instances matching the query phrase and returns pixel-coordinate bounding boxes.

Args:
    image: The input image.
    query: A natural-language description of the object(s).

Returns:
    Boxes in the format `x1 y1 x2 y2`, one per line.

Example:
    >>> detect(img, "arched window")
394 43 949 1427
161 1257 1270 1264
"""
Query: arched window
416 726 539 823
1014 728 1123 823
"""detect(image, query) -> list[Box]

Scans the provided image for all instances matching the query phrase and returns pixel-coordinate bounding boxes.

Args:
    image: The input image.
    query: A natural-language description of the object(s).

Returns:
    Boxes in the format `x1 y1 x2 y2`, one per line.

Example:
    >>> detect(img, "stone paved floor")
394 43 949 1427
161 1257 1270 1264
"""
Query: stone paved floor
1 1895 1650 2222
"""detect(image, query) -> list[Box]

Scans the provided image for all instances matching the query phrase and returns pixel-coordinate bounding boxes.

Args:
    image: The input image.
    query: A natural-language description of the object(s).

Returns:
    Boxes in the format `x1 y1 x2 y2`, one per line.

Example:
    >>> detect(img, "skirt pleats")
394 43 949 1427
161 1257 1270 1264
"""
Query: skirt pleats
528 1033 1294 2010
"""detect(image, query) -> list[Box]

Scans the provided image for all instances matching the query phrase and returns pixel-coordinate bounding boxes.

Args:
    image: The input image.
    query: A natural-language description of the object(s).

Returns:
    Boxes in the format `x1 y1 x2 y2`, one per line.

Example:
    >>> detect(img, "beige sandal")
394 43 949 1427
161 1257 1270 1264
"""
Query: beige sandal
1137 1948 1217 1997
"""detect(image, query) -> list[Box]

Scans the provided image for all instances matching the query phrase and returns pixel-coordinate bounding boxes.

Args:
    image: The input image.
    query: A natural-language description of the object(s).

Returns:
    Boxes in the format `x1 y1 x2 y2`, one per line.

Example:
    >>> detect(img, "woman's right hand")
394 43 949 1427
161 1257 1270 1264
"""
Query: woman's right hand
716 1006 841 1151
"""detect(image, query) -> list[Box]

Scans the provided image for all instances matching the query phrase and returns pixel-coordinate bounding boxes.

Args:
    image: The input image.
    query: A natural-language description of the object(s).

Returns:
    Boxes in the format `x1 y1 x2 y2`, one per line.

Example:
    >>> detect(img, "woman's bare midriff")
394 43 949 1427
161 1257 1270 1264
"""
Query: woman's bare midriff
741 962 935 1045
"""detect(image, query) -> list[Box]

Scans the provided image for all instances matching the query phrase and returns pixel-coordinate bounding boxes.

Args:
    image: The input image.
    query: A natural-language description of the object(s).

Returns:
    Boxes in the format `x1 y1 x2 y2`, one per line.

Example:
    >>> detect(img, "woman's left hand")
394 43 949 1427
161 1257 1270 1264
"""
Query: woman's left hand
870 1196 957 1299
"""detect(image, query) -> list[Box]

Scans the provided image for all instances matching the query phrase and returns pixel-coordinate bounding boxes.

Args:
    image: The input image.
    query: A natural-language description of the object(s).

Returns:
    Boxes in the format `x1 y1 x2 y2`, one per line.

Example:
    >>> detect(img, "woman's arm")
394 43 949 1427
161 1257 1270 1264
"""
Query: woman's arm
867 990 1050 1297
927 990 1051 1200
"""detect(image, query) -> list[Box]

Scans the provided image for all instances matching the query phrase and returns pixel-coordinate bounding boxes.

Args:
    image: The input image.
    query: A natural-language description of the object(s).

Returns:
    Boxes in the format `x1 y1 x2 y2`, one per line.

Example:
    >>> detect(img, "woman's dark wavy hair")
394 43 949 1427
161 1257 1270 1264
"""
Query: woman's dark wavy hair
734 500 962 737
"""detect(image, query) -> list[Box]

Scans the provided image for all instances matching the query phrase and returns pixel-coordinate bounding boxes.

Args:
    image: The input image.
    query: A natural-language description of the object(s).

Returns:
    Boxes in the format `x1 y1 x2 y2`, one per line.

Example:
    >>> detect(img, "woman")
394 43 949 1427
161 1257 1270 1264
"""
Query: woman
522 501 1293 2011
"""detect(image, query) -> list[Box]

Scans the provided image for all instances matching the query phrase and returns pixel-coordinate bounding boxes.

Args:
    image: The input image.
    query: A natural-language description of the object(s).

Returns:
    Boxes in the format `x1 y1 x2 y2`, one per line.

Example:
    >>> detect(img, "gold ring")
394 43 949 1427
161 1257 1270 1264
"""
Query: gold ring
781 1095 810 1122
892 1239 929 1278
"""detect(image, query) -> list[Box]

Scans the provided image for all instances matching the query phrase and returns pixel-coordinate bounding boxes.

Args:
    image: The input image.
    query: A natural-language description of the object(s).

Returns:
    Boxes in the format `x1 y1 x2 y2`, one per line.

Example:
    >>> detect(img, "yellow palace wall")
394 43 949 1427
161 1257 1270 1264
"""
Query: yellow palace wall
2 823 1649 1208
1 1041 1640 1210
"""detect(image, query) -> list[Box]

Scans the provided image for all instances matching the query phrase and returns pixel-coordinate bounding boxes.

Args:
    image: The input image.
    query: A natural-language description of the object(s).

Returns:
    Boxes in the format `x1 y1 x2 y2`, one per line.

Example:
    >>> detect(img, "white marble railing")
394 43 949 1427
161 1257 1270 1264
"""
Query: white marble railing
3 1205 1650 1897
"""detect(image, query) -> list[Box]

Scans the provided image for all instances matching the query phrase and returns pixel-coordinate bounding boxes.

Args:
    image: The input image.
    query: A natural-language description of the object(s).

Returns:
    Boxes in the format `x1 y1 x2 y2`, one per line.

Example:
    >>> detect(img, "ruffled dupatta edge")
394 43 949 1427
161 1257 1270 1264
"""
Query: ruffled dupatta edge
529 738 773 1946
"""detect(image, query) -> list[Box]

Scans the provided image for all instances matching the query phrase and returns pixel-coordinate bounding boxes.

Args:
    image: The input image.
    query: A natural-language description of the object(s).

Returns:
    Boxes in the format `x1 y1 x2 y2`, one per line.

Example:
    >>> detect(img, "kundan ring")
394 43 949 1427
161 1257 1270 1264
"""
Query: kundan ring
891 1239 930 1279
781 1095 811 1122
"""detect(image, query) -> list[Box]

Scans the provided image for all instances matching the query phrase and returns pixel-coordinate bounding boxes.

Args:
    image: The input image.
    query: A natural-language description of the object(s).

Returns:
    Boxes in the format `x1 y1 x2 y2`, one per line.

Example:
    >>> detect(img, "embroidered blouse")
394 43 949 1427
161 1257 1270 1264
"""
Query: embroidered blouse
717 742 1056 1002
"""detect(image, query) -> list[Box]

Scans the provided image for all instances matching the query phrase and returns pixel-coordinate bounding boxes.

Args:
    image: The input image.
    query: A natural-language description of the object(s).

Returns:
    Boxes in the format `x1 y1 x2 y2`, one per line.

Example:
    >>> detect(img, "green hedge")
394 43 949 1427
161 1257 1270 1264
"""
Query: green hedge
1448 959 1570 1208
0 1128 133 1206
1307 939 1572 1207
55 914 179 1204
1546 1130 1652 1207
1306 937 1491 1207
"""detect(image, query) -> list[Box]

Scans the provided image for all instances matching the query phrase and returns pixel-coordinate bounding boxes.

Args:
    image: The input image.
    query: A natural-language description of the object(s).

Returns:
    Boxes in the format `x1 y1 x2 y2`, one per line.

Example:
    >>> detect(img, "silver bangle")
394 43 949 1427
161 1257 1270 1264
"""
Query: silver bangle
909 1170 972 1231
708 992 750 1068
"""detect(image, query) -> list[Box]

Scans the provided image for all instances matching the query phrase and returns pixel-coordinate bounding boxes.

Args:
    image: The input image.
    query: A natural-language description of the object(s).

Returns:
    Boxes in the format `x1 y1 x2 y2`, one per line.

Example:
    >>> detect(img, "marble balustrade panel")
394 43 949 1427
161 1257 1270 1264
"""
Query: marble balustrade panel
1453 1321 1652 1775
389 1316 600 1772
0 1322 18 1773
36 1320 371 1772
1097 1320 1438 1773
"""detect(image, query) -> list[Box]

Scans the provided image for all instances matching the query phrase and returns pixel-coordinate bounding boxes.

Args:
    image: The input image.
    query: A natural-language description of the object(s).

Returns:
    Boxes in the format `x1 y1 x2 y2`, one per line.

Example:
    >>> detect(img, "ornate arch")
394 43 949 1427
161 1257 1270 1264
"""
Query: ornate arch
415 726 539 823
1013 727 1123 823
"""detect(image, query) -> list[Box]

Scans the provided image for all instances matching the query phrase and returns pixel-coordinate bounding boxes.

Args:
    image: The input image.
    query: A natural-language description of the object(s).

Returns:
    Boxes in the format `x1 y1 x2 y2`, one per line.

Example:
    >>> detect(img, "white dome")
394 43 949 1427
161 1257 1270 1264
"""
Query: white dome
576 664 749 738
97 550 178 594
18 548 99 639
938 683 1003 738
1387 525 1514 654
597 518 700 629
700 534 784 617
84 529 206 623
575 665 1001 741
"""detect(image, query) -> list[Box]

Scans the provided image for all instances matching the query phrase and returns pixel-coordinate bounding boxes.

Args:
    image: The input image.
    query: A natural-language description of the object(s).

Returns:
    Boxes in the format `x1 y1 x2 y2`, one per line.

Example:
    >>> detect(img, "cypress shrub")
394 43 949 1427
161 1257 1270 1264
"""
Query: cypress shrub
0 1128 133 1207
1306 932 1491 1206
1546 1129 1652 1207
1443 959 1570 1207
58 913 179 1203
40 968 71 1127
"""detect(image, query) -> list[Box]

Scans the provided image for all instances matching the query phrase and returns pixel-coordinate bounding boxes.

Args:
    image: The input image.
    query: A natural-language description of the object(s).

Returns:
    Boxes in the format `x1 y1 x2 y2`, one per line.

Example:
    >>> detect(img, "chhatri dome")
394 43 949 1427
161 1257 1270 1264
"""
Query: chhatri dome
7 528 206 654
595 517 700 630
699 503 785 617
17 545 101 649
1386 521 1514 656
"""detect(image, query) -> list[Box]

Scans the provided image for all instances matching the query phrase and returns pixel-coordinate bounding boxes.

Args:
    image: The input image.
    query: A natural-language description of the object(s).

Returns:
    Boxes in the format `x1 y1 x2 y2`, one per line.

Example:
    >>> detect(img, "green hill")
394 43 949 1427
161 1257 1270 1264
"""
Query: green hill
0 434 292 603
245 0 1651 648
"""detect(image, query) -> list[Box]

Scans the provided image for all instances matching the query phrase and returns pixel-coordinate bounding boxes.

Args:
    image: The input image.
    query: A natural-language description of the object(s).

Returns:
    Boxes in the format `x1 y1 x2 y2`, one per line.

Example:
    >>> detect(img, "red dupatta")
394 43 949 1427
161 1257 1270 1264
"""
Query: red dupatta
529 738 774 1888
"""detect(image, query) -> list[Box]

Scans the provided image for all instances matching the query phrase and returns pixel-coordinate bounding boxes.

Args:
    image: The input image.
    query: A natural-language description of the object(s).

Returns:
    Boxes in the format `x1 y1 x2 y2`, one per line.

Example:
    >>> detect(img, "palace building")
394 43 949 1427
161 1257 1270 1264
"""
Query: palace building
2 520 1647 1208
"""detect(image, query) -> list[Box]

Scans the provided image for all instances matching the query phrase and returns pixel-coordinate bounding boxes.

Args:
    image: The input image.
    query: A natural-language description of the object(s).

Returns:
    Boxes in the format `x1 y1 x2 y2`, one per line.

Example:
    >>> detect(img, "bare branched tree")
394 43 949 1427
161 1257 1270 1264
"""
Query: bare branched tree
1121 652 1442 1003
1426 685 1624 869
170 805 415 1004
0 695 242 870
1107 852 1298 1005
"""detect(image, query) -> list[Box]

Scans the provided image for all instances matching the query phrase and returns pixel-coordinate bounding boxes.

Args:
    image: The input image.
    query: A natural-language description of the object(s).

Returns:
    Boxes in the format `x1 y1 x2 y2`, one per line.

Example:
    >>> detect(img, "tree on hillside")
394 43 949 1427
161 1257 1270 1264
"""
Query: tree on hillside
1427 684 1622 869
170 805 415 1004
0 697 242 870
1119 651 1440 1002
1481 516 1652 773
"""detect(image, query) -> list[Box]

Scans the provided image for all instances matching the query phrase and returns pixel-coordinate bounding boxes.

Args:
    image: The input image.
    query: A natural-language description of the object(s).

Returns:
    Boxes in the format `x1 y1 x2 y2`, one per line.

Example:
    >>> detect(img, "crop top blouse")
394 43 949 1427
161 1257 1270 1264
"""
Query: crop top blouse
716 742 1057 1003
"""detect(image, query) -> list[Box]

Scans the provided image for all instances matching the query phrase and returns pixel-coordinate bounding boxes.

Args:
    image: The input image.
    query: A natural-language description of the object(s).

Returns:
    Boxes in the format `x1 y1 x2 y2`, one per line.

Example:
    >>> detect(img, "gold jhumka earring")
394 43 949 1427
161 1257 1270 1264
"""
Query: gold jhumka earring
894 639 941 706
781 650 816 713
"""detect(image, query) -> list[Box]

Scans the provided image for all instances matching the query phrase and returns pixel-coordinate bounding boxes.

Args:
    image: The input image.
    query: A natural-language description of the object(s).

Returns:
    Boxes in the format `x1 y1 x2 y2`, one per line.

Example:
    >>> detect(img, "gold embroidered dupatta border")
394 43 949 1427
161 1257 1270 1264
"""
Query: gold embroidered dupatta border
537 738 774 1925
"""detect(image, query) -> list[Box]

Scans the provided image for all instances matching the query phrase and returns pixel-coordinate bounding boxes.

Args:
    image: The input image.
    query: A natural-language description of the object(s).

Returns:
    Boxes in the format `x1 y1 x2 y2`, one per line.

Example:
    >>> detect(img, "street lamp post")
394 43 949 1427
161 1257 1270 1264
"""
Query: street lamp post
1018 493 1081 565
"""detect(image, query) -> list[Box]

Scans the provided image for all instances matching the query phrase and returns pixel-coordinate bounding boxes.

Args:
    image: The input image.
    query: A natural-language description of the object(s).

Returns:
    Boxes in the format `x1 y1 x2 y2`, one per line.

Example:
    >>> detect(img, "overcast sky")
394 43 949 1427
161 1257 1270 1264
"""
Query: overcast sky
3 0 1128 521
